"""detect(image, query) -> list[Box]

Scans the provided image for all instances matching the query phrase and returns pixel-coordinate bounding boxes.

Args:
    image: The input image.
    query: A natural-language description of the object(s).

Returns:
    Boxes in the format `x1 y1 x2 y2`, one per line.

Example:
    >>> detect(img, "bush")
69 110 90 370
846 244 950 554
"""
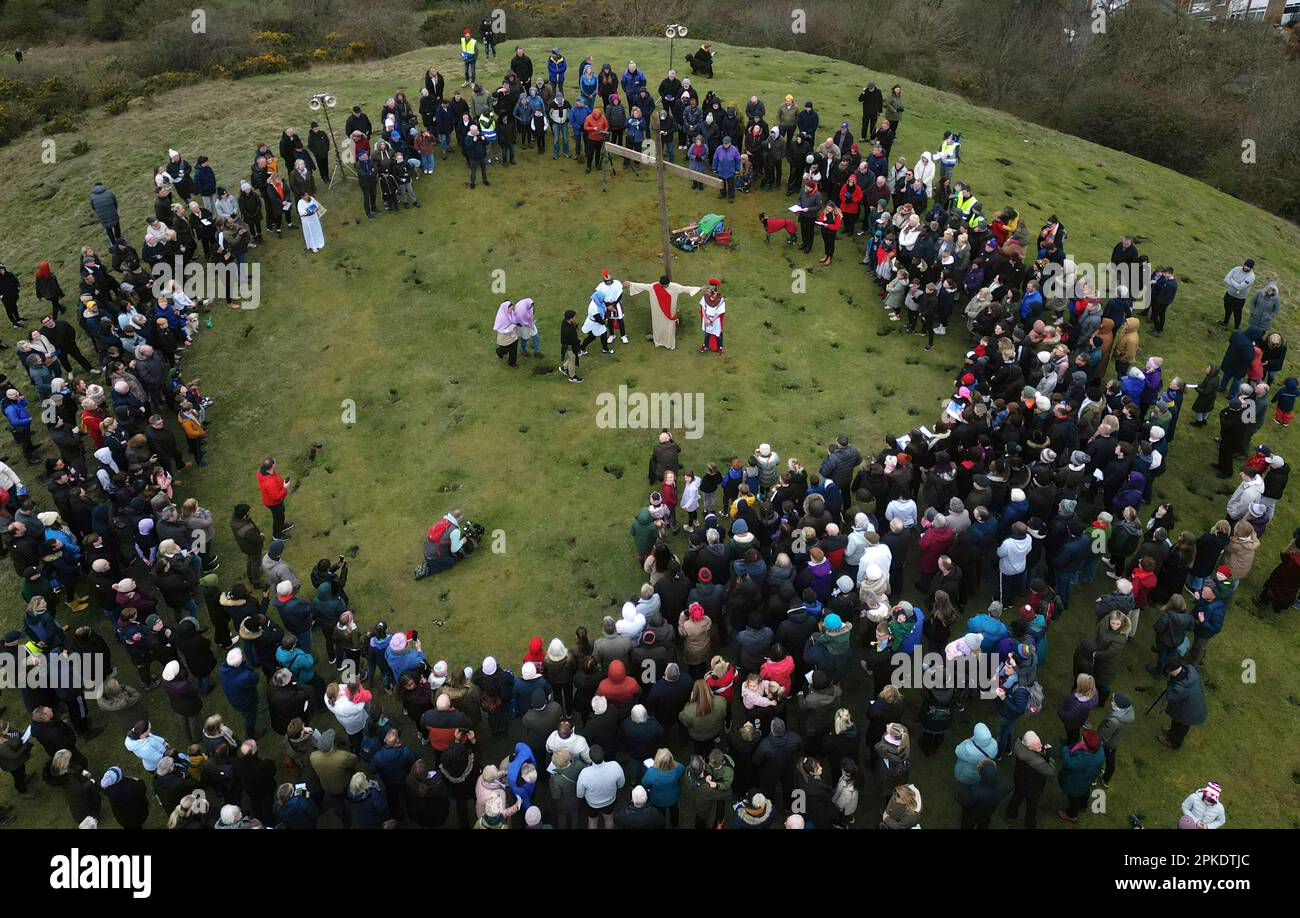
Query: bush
419 10 458 45
251 30 297 46
44 114 75 134
228 53 293 79
141 71 205 96
84 0 137 41
103 95 130 115
0 100 37 138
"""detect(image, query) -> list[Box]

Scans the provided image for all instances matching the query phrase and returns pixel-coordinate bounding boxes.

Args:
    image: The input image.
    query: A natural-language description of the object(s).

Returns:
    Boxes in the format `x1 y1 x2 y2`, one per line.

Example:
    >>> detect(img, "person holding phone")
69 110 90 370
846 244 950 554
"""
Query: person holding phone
257 457 294 540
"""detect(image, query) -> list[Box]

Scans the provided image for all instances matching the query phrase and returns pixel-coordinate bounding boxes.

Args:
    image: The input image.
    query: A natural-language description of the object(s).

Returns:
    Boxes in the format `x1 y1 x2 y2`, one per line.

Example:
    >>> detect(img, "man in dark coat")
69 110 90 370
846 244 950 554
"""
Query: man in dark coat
232 739 278 824
649 432 682 483
1159 661 1207 749
751 717 803 802
1214 397 1250 478
100 767 150 829
858 82 883 138
267 668 312 735
1003 730 1057 829
231 503 266 588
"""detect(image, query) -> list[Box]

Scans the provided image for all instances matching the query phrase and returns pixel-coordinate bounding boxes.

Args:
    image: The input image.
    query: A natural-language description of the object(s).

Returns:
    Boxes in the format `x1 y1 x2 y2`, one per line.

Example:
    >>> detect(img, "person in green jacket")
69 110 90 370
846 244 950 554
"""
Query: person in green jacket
630 508 658 563
1057 729 1104 823
678 679 727 753
685 748 734 828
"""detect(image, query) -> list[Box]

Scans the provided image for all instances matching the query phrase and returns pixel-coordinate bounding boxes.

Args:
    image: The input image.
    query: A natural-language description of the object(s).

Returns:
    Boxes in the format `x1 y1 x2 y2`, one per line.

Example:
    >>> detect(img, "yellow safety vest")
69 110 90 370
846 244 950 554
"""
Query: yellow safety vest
461 37 477 56
941 139 958 160
957 192 977 215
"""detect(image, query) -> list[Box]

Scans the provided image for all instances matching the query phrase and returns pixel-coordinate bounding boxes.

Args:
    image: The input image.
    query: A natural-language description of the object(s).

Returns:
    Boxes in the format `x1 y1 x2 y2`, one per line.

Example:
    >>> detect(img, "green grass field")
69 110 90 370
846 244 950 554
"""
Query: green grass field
0 37 1297 829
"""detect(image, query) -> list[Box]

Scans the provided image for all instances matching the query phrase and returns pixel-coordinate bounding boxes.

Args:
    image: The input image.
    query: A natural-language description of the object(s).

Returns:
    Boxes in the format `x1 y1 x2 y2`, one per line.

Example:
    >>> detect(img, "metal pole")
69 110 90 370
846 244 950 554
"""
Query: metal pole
652 112 672 282
320 104 348 187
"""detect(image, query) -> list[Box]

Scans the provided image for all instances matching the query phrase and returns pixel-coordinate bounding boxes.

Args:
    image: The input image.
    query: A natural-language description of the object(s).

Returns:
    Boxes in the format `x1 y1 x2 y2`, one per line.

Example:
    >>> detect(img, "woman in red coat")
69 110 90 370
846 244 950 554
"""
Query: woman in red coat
837 174 863 237
1254 529 1300 611
818 204 843 266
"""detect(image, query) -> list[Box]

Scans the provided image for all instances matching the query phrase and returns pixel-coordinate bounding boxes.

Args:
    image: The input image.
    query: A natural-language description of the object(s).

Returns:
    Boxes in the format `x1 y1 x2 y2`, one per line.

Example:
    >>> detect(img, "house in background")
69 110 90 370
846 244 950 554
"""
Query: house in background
1180 0 1300 26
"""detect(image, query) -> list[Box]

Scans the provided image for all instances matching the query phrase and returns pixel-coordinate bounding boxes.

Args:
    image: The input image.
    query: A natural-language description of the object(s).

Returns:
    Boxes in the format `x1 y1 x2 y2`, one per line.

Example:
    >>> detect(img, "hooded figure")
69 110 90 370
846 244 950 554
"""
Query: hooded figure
1247 283 1281 333
954 722 998 784
597 659 639 709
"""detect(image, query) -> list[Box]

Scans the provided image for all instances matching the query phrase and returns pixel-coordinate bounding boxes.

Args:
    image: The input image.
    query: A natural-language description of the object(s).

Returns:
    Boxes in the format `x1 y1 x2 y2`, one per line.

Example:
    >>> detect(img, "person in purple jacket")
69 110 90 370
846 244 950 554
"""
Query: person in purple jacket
712 134 741 203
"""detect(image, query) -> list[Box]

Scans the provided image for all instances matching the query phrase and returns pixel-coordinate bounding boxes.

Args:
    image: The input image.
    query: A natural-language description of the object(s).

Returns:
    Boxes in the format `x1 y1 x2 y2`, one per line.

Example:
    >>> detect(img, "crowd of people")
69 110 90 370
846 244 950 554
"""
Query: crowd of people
0 32 1292 832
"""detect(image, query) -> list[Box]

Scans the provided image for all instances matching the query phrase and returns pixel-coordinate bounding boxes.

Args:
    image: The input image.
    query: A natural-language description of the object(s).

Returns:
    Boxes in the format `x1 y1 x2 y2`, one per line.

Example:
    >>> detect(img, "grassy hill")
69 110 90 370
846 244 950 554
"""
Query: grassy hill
0 37 1297 829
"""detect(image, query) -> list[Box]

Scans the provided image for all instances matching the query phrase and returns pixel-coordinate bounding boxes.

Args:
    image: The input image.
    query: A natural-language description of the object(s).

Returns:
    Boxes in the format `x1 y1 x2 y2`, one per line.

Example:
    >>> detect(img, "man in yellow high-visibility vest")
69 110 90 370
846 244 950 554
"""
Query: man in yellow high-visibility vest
460 29 478 86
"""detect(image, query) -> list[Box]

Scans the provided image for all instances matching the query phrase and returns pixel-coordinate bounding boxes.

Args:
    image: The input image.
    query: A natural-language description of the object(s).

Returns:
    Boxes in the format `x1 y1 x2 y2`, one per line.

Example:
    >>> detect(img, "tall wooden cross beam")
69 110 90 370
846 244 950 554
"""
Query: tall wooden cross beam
604 111 723 282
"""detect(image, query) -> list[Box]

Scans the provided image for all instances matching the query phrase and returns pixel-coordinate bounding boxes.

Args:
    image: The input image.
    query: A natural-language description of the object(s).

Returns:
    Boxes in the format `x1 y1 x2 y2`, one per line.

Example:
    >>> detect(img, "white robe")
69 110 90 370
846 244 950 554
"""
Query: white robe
626 281 701 349
298 198 325 251
700 294 725 337
580 297 607 336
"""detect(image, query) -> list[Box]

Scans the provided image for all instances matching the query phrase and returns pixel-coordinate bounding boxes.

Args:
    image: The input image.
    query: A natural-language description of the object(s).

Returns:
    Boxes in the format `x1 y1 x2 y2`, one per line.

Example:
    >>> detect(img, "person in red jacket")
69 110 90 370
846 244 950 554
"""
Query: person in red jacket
596 659 640 712
837 173 863 237
1128 556 1158 632
817 203 843 266
257 457 294 539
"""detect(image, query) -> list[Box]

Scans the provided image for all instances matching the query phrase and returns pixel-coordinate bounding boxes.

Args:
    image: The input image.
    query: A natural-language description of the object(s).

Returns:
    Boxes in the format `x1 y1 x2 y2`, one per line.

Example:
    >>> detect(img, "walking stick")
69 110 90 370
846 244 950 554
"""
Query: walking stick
1144 687 1168 716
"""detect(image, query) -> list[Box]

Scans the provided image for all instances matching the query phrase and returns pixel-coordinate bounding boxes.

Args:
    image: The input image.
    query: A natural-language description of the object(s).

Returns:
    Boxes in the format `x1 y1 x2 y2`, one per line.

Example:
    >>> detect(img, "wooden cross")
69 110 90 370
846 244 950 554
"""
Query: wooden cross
603 111 723 281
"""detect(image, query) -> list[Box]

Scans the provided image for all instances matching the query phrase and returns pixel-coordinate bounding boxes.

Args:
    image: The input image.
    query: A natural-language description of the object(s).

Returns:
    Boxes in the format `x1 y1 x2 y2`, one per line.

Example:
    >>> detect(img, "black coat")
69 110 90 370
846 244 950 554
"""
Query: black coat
104 776 150 828
174 620 217 677
752 730 803 787
267 681 313 734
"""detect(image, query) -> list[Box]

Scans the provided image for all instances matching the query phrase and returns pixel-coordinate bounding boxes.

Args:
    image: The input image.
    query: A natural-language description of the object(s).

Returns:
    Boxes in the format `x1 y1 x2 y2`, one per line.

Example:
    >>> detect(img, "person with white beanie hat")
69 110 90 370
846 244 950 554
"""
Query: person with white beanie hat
859 561 891 605
474 655 515 735
844 511 876 571
856 530 893 589
160 659 204 745
220 647 262 740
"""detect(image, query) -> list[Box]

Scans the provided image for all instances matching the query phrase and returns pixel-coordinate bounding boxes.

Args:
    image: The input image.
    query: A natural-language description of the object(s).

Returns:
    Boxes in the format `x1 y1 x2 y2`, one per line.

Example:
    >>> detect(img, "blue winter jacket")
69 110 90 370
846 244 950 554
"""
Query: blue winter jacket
275 644 316 685
370 742 419 787
220 661 259 712
712 143 741 178
965 614 1009 653
620 68 646 98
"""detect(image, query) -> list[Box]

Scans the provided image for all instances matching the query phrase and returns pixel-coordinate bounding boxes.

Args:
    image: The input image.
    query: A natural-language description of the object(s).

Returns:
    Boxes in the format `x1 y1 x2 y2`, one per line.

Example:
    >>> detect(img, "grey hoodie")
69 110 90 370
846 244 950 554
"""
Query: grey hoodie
1097 699 1136 747
1223 265 1256 299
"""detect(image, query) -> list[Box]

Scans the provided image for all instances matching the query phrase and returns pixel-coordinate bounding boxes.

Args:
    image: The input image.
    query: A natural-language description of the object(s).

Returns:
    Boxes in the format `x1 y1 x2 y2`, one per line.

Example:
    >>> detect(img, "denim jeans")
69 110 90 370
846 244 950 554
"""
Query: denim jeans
463 58 476 83
553 131 569 156
996 714 1019 756
1219 374 1243 396
1054 569 1078 607
438 133 451 155
421 153 435 172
